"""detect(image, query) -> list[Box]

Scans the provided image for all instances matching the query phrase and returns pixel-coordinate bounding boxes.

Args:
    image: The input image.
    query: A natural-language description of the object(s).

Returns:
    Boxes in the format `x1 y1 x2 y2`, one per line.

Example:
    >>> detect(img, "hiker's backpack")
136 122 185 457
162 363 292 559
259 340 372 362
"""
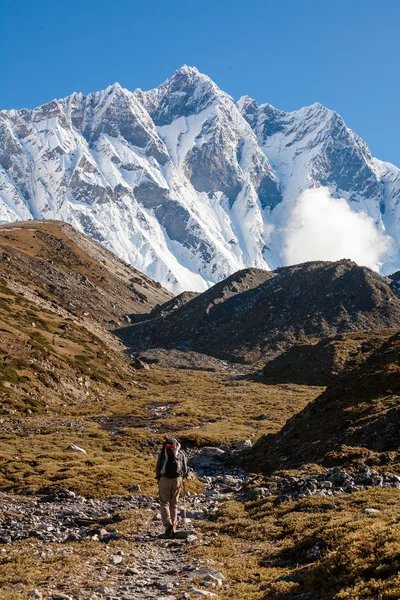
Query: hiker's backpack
163 443 184 478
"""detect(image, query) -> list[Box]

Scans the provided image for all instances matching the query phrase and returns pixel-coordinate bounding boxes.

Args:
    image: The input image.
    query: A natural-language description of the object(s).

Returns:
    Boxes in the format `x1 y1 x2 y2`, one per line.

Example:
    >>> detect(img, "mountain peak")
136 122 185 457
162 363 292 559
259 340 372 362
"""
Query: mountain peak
161 64 217 92
173 64 201 77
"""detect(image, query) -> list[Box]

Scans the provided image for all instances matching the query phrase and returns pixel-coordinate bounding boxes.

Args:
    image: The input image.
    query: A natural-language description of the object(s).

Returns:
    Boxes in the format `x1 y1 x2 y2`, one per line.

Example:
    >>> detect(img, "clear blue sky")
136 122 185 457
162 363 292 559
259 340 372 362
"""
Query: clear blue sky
1 0 400 165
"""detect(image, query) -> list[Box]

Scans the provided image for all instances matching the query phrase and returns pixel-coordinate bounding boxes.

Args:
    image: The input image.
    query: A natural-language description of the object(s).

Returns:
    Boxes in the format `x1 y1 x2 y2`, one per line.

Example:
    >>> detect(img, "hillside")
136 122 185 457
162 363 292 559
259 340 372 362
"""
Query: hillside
262 329 395 385
117 259 400 362
250 330 400 471
0 220 171 328
0 219 171 415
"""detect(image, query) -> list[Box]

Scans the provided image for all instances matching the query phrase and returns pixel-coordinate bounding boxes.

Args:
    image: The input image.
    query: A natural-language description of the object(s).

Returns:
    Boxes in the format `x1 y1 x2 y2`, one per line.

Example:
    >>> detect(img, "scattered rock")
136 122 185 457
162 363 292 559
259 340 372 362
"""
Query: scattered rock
131 357 150 370
189 588 217 597
129 484 142 493
113 382 127 391
235 439 253 451
64 444 87 454
200 447 226 457
187 567 224 586
27 590 42 599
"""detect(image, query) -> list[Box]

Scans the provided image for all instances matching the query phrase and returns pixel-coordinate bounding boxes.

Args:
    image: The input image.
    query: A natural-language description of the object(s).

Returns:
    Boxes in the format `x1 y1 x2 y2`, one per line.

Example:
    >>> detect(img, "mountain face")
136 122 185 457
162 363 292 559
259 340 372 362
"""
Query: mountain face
116 260 400 363
1 66 400 292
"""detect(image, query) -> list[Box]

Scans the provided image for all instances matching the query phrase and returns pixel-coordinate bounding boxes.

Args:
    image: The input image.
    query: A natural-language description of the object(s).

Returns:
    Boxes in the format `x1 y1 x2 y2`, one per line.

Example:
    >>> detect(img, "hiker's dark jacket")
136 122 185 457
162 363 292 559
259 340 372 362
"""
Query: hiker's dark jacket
156 439 188 480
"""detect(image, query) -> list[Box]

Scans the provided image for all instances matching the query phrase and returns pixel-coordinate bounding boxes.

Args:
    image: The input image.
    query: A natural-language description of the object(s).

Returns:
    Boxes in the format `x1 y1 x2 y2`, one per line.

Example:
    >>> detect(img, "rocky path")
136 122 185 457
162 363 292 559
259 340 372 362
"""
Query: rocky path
3 444 399 600
1 452 247 600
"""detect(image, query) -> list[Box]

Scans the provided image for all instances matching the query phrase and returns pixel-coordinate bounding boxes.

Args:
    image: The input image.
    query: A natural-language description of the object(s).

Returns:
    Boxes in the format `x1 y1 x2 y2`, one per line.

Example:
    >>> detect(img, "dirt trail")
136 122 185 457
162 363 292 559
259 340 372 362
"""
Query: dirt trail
1 456 245 599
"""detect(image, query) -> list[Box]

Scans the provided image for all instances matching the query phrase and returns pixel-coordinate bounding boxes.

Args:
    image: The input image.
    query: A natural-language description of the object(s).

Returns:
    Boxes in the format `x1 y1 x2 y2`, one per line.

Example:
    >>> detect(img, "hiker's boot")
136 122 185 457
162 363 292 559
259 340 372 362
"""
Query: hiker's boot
165 523 173 538
171 524 176 539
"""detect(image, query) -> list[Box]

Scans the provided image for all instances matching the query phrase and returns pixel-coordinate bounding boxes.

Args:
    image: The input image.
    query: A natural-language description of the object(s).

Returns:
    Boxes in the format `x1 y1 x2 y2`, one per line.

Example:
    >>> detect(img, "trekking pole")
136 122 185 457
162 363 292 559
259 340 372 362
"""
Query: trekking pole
182 479 187 530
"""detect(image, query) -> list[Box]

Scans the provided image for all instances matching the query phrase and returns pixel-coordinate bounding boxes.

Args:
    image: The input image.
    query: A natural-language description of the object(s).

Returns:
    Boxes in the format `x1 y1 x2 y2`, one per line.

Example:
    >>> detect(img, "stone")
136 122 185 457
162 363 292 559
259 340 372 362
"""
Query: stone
235 439 253 451
187 567 225 583
189 588 217 597
159 583 174 591
109 554 123 565
51 595 73 600
246 487 268 500
64 533 80 542
95 588 112 596
129 484 141 493
102 532 121 542
200 447 226 457
27 590 42 599
363 508 381 515
64 444 87 454
320 481 333 489
132 357 150 370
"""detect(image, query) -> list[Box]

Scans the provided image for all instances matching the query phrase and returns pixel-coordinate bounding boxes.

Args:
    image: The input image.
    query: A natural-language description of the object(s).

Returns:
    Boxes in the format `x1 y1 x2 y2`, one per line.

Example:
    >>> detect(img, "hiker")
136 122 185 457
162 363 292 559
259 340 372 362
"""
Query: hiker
156 437 188 538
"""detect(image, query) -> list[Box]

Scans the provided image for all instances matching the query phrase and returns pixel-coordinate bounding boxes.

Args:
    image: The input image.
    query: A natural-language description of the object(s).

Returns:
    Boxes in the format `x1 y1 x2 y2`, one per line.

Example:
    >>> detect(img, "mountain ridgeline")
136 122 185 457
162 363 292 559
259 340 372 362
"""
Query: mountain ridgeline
2 66 400 292
117 259 400 363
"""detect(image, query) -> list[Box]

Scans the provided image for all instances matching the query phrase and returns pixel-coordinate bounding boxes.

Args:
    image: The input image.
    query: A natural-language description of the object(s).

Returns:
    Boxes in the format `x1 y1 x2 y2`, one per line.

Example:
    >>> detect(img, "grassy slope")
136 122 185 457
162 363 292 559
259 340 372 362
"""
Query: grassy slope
250 331 400 474
192 489 400 600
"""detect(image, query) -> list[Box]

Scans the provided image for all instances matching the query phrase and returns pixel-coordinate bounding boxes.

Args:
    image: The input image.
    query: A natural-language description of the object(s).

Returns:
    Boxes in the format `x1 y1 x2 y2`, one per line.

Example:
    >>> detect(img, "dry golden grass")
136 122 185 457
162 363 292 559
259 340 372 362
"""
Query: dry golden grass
190 488 400 600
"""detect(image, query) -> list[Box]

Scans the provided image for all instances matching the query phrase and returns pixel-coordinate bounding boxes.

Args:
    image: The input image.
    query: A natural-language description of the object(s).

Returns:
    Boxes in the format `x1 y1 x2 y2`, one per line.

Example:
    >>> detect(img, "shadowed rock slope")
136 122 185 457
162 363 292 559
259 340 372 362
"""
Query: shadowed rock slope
262 329 396 385
117 259 400 363
250 330 400 471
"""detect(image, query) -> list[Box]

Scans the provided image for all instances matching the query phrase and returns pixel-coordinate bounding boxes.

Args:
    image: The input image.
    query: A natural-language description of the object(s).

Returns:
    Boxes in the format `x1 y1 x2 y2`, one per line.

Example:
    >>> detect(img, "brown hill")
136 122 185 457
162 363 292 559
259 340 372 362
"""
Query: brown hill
250 330 400 471
117 260 400 363
0 220 171 328
0 220 171 417
262 329 395 385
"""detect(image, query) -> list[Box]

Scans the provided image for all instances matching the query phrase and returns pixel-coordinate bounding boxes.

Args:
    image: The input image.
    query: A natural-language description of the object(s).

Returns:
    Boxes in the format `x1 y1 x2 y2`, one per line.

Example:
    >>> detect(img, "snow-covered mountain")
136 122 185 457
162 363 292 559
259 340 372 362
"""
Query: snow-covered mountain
1 65 400 292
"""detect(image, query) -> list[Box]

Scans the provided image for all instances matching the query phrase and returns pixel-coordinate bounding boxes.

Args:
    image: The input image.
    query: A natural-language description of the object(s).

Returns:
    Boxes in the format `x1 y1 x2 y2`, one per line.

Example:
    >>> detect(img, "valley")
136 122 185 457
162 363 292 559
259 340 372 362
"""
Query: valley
0 221 399 599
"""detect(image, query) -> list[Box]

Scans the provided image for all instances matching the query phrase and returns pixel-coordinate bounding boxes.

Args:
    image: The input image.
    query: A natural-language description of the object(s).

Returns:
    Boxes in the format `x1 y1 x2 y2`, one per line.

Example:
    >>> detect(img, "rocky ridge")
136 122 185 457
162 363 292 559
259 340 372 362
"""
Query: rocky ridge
117 260 400 362
0 220 171 328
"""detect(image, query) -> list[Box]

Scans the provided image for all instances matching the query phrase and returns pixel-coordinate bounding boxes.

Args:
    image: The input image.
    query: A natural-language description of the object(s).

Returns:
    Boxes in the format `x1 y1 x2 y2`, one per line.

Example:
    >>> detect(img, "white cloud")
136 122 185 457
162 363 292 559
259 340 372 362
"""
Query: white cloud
283 187 392 271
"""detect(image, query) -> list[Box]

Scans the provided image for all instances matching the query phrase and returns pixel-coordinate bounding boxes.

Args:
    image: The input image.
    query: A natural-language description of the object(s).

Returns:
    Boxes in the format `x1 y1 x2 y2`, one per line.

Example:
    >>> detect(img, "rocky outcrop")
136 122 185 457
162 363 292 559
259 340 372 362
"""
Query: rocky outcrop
261 329 395 385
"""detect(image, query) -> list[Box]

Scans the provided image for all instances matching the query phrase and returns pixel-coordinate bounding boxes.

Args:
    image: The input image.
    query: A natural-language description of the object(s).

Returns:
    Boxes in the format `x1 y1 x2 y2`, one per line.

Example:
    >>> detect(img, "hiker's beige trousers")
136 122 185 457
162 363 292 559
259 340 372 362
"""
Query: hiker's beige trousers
158 476 182 527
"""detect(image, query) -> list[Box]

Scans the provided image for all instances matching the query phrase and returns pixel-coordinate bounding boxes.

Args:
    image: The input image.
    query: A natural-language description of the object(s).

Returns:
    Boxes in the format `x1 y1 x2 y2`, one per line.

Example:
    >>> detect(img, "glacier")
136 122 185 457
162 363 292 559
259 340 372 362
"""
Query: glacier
1 65 400 292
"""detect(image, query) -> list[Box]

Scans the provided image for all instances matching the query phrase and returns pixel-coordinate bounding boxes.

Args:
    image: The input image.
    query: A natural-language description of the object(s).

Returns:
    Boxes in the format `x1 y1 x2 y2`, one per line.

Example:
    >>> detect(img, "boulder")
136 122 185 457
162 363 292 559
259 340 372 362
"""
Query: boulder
235 439 253 451
200 447 226 457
